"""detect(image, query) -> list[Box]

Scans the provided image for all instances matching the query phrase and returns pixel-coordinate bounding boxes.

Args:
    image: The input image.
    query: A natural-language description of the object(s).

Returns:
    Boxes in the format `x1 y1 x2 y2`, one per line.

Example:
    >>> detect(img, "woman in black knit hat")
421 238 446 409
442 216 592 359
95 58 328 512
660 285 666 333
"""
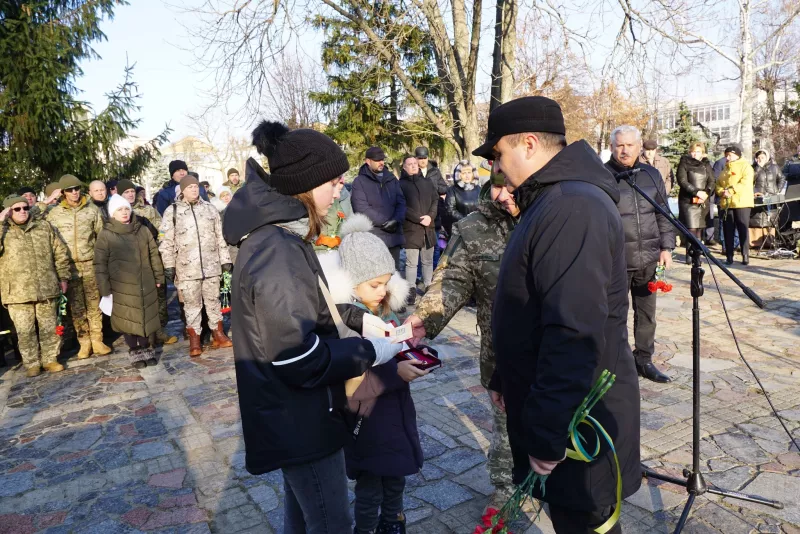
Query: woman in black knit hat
223 121 404 533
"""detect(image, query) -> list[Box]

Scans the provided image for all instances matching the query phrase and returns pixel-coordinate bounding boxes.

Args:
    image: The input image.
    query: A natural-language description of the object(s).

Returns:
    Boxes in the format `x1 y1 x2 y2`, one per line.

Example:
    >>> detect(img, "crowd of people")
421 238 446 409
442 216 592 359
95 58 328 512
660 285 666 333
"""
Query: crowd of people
2 97 799 534
0 159 241 375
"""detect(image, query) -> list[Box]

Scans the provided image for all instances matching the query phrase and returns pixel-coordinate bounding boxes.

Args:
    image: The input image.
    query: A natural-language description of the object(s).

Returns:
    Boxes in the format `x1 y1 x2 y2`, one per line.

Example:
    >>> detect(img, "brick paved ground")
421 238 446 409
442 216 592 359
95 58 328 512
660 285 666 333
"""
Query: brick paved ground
0 251 798 534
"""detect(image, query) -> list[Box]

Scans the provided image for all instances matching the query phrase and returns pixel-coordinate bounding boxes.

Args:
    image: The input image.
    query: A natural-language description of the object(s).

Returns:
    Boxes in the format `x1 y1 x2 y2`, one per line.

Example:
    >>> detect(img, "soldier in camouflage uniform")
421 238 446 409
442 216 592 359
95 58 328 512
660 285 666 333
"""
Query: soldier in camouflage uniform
118 179 176 345
0 195 71 377
223 168 244 193
32 183 63 220
408 167 519 505
46 174 112 359
159 174 232 357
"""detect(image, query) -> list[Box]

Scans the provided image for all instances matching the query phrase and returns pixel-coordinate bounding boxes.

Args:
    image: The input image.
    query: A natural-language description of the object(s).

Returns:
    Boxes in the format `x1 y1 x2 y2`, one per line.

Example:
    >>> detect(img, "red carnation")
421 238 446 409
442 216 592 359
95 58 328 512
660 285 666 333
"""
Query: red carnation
221 307 232 314
647 281 658 293
55 325 64 336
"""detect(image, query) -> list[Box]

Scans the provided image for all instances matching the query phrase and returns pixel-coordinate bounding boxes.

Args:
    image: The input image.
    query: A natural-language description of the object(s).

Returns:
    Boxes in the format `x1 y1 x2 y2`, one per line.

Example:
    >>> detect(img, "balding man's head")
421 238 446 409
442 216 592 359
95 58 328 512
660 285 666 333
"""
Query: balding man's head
89 181 107 203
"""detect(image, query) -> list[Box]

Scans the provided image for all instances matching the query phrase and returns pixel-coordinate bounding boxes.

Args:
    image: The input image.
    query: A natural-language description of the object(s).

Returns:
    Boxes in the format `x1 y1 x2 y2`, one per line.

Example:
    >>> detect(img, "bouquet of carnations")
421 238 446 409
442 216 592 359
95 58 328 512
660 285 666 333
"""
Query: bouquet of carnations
220 271 232 314
474 370 620 534
647 264 672 293
56 293 68 336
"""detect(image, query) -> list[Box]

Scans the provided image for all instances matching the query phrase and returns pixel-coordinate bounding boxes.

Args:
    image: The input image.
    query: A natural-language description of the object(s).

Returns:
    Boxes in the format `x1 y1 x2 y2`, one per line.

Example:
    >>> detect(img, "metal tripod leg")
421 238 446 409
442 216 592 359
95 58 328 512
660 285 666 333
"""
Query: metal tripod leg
639 245 783 534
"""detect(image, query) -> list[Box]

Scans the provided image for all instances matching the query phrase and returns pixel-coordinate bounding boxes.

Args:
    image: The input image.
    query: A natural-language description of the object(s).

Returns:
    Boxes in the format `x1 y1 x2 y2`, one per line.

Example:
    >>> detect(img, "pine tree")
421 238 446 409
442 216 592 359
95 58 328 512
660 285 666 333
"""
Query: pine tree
662 102 699 170
309 1 446 166
0 0 169 195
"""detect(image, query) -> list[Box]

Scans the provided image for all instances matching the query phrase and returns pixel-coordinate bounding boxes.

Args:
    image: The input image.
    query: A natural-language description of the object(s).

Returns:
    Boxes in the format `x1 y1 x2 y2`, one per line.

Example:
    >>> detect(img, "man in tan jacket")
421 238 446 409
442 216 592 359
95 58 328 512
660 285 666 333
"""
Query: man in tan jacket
46 174 111 359
640 139 674 192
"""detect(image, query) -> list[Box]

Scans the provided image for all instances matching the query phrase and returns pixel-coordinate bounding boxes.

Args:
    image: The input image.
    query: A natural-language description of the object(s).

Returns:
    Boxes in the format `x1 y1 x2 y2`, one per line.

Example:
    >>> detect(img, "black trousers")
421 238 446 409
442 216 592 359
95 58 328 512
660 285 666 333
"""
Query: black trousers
627 263 658 367
549 503 621 534
353 473 405 533
722 208 751 261
123 334 151 351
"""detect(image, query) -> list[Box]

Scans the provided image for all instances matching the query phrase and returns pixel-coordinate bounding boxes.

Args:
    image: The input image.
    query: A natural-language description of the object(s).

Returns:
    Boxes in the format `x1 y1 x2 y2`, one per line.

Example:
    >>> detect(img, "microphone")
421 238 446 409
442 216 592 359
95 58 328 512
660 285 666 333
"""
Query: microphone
614 168 642 183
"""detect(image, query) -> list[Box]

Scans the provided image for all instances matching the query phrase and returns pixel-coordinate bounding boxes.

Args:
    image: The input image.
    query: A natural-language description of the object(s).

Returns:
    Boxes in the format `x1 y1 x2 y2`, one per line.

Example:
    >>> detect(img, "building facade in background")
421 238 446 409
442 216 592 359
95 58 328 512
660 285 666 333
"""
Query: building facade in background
654 88 797 155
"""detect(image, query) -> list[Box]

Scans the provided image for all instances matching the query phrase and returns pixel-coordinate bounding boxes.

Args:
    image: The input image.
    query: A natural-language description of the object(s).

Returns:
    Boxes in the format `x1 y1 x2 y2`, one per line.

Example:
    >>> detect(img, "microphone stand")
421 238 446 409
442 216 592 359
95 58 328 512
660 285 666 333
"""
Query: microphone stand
616 170 782 534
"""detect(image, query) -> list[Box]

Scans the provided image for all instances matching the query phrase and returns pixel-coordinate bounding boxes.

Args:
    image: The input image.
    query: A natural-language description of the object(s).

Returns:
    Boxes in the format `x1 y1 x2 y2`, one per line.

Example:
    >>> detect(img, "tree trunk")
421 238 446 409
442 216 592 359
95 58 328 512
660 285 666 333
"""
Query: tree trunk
490 0 517 112
739 0 754 160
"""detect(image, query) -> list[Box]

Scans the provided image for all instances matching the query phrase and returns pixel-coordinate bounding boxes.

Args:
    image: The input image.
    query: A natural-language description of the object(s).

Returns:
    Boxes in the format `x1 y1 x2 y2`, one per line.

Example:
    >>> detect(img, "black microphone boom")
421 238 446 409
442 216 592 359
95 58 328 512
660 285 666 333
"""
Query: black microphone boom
613 168 642 182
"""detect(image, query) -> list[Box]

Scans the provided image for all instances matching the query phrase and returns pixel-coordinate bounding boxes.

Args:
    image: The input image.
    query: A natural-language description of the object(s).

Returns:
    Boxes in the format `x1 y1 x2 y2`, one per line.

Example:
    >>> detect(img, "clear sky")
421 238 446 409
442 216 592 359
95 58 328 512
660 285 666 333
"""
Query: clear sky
79 0 219 142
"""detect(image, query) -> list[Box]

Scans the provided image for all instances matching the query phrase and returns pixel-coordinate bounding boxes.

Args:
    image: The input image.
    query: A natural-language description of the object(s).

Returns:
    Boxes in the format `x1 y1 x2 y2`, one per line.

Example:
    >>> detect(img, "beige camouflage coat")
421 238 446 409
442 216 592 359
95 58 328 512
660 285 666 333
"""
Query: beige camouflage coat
415 189 516 388
159 199 231 281
46 196 104 265
0 217 71 304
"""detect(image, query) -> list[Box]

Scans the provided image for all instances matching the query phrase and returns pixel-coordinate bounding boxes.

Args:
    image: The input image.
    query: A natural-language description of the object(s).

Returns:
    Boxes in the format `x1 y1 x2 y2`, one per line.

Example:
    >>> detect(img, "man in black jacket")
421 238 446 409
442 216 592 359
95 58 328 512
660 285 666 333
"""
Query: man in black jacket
398 155 438 302
473 96 641 534
605 125 675 384
351 147 406 269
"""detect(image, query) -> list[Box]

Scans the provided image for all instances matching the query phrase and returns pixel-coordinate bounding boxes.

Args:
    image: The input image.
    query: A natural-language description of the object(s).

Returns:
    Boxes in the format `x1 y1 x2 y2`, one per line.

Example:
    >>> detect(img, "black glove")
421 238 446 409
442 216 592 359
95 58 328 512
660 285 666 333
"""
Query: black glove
164 268 175 284
380 220 399 233
222 263 233 273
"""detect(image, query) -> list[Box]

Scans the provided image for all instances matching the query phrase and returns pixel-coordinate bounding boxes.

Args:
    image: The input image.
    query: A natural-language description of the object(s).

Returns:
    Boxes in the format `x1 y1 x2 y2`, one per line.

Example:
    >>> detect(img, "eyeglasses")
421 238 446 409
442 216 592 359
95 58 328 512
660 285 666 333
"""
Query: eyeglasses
64 186 81 193
12 206 31 213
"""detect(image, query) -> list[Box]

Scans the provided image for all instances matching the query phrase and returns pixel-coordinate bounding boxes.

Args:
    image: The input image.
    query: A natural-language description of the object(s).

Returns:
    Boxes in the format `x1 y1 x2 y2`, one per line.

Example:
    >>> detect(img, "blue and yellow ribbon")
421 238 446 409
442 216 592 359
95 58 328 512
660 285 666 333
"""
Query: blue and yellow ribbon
497 370 621 534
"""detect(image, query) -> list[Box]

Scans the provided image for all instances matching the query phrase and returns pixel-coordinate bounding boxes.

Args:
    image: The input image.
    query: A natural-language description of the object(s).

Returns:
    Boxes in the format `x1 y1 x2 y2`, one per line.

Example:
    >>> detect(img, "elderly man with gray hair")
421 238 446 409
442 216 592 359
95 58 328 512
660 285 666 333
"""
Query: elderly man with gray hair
605 125 675 384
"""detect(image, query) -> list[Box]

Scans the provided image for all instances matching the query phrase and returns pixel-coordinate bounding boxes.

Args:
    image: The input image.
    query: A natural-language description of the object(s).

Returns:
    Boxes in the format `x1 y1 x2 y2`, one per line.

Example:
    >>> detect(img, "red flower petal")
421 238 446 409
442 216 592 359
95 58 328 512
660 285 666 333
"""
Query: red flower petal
647 282 657 293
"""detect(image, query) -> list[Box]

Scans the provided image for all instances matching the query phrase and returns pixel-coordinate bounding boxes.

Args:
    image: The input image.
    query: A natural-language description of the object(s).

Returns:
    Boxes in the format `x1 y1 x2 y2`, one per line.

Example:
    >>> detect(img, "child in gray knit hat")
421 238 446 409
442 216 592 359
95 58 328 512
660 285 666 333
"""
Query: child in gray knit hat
328 213 410 318
326 213 430 534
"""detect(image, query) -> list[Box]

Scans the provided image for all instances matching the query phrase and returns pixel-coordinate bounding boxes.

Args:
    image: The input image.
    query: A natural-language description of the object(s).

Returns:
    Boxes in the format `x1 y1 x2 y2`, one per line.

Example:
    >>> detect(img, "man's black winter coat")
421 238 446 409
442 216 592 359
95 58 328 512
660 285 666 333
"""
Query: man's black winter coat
399 170 438 249
490 141 641 511
223 158 377 475
350 164 406 248
605 157 675 271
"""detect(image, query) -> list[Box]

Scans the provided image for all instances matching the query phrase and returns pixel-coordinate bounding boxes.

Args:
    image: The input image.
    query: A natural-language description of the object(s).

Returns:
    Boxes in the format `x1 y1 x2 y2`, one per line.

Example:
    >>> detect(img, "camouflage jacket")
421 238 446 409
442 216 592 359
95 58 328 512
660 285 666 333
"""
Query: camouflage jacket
415 189 516 388
31 203 51 221
132 199 162 239
159 199 231 282
223 180 243 193
45 196 104 264
0 218 70 304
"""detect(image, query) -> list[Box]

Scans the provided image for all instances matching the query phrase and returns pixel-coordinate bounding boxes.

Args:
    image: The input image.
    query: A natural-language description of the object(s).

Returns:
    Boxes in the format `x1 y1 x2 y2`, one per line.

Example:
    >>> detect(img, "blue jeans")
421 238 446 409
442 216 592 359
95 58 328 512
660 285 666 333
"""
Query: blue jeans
282 449 352 534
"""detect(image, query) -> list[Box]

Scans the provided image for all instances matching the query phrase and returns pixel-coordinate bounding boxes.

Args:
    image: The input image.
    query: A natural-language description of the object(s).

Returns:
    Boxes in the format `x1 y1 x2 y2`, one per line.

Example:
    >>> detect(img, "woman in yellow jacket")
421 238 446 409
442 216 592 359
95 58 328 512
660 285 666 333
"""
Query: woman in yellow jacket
716 146 754 265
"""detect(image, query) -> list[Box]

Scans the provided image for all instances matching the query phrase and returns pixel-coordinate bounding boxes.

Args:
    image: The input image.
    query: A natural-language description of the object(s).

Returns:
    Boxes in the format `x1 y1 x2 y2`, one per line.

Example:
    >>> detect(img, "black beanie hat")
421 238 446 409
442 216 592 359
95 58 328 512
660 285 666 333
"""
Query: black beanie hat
724 145 742 157
17 186 35 196
252 121 349 196
169 160 188 177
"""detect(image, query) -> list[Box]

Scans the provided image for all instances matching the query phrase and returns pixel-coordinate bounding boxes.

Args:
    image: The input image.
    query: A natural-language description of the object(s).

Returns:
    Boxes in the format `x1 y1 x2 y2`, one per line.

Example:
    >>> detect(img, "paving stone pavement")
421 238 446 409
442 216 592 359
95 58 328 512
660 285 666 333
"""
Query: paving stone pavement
0 251 799 534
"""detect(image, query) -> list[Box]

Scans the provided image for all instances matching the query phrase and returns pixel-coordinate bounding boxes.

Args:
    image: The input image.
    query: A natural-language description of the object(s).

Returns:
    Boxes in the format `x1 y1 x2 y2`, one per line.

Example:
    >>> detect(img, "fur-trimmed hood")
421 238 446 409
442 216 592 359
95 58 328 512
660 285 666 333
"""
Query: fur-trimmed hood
322 263 410 312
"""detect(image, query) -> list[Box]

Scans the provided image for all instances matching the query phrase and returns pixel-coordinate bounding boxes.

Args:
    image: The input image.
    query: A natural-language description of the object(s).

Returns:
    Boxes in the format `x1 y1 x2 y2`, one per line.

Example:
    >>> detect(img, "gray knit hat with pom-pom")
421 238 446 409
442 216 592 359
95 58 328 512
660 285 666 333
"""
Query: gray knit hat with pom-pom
338 214 396 286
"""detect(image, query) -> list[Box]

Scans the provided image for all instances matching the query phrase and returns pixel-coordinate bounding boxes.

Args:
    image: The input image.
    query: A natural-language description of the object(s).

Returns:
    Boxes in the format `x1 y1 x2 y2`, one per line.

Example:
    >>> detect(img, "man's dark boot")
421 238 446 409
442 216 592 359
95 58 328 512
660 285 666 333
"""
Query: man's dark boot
187 328 203 357
741 247 749 265
636 362 671 383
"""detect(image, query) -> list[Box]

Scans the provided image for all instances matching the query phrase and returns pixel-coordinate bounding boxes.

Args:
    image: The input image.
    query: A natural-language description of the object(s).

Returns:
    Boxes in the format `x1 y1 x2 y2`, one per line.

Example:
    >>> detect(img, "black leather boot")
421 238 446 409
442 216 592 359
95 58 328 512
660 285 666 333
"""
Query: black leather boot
636 362 671 383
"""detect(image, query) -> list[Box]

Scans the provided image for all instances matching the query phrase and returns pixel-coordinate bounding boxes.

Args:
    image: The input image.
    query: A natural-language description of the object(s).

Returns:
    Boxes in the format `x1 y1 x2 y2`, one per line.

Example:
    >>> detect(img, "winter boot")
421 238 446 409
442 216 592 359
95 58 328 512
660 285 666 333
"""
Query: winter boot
91 335 113 355
143 348 158 367
77 338 93 359
156 329 178 345
26 366 42 378
187 328 203 357
44 362 65 373
211 322 233 349
376 513 406 534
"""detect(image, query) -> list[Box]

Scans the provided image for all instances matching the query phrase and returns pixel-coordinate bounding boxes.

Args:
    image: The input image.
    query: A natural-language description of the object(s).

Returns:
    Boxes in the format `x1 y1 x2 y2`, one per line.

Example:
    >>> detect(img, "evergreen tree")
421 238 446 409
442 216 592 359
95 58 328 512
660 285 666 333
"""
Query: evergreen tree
0 0 169 195
309 1 446 166
662 102 699 170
